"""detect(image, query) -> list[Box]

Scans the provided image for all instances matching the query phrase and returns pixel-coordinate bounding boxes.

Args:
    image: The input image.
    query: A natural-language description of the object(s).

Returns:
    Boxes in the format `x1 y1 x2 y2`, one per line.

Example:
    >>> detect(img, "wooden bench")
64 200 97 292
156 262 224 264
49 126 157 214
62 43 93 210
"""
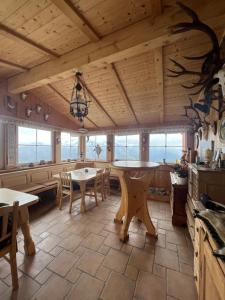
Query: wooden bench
0 162 77 196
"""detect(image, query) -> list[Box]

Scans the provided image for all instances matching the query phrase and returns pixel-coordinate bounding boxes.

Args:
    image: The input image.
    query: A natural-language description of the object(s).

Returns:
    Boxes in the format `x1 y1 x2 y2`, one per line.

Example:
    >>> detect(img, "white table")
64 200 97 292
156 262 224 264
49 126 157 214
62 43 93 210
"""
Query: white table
54 168 101 212
111 161 159 241
0 188 38 256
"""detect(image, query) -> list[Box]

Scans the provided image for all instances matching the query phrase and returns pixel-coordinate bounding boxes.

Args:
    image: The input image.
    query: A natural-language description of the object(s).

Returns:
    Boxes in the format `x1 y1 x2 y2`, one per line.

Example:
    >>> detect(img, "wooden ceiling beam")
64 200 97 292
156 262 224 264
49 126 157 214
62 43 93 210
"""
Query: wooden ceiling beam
51 0 100 42
0 59 29 72
81 81 118 127
47 83 99 128
8 0 225 93
0 23 59 58
108 63 139 125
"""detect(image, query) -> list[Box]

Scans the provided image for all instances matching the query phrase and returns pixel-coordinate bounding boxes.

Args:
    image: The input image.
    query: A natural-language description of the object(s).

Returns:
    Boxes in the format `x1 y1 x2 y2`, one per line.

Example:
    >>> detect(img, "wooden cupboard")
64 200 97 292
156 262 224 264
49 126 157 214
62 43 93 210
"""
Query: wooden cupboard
170 172 188 226
194 219 225 300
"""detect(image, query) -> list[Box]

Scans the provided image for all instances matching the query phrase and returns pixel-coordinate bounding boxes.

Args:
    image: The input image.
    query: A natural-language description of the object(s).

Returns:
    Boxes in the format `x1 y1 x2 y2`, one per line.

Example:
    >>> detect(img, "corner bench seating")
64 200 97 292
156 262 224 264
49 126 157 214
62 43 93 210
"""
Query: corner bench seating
0 161 119 200
0 162 77 195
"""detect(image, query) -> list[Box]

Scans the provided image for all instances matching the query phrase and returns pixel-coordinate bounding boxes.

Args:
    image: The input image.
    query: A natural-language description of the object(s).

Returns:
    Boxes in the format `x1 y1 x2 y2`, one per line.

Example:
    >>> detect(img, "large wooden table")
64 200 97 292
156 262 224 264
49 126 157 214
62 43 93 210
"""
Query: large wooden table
0 188 38 256
111 161 159 242
54 167 101 213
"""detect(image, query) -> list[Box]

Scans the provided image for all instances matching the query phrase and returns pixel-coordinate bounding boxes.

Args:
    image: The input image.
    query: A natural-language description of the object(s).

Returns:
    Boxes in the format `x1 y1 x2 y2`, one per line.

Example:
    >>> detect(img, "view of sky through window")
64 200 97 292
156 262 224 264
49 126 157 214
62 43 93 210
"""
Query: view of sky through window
114 134 140 160
61 132 79 161
149 133 183 163
18 126 52 163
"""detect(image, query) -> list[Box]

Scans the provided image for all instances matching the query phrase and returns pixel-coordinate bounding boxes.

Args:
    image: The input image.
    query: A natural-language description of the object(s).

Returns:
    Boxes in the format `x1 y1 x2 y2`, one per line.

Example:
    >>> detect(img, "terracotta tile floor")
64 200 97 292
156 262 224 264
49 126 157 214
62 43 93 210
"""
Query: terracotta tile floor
0 195 197 300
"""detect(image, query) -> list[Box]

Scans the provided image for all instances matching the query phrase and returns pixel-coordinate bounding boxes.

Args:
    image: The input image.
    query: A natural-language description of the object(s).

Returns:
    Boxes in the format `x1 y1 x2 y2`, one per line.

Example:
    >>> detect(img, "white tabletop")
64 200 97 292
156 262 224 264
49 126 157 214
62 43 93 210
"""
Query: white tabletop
111 161 159 170
54 167 101 182
0 188 39 207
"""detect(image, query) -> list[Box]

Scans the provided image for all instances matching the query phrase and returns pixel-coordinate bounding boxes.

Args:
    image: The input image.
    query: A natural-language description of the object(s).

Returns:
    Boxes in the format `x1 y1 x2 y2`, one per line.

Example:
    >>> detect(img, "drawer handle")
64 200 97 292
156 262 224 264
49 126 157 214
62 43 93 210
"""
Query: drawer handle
196 227 199 233
194 275 198 281
195 251 198 257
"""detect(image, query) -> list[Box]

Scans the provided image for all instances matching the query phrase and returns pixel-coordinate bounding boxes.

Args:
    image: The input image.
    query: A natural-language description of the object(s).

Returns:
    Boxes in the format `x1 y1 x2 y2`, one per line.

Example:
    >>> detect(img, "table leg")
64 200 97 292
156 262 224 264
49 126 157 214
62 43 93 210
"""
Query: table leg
79 182 86 213
114 170 157 242
19 207 36 256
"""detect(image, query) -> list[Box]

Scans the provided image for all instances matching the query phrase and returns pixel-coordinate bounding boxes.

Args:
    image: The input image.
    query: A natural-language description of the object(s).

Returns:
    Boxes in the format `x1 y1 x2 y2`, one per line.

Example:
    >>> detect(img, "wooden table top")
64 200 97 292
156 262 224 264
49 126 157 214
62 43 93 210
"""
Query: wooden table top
54 167 101 182
111 161 160 170
0 188 39 207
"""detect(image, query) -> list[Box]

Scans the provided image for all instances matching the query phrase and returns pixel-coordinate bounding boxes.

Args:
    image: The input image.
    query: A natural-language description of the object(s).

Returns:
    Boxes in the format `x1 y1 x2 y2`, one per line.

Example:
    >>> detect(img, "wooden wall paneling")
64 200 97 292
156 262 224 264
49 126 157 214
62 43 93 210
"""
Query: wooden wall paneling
69 0 152 37
0 59 28 72
51 0 100 41
107 63 139 125
8 0 225 93
154 47 165 123
83 67 135 126
113 51 160 124
0 23 59 58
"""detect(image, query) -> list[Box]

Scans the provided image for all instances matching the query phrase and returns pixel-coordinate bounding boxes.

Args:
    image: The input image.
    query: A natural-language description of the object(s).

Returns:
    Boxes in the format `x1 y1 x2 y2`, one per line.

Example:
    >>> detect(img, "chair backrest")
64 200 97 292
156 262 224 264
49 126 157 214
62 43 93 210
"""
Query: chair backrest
0 201 19 249
104 168 111 180
95 170 103 189
59 172 72 190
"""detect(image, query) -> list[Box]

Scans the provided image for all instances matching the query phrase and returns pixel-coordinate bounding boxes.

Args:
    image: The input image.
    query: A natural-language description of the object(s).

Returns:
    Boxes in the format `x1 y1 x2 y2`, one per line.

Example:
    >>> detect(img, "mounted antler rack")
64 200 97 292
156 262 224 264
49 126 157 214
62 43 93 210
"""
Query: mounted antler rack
168 2 225 119
182 97 210 133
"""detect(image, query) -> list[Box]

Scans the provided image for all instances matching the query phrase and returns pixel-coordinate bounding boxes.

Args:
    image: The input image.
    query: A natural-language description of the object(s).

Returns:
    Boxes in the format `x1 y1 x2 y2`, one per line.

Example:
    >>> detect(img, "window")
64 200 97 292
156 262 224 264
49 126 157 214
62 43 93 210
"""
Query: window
86 135 107 161
114 134 140 160
61 132 79 161
18 126 52 164
149 133 183 163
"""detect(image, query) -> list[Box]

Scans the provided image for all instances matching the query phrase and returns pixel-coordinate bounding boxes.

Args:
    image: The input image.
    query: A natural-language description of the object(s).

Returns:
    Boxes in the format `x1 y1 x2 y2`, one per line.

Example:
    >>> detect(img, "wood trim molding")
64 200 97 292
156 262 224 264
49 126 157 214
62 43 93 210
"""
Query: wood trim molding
0 23 59 58
108 63 139 125
51 0 100 42
47 84 98 128
8 0 225 93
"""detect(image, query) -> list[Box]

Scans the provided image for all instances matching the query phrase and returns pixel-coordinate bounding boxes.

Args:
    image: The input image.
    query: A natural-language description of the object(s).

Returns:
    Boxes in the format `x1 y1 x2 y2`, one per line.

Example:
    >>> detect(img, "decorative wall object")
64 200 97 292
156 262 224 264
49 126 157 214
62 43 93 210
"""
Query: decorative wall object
4 95 17 114
168 2 225 119
94 144 102 158
36 104 42 114
210 121 217 136
44 112 49 121
219 116 225 143
25 107 33 118
20 92 28 101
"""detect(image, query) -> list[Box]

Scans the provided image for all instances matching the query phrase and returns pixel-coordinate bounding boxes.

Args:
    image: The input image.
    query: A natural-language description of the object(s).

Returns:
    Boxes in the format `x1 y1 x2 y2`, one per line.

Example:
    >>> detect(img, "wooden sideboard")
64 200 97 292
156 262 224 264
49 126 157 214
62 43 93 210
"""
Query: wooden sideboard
194 218 225 300
186 164 225 242
170 172 188 226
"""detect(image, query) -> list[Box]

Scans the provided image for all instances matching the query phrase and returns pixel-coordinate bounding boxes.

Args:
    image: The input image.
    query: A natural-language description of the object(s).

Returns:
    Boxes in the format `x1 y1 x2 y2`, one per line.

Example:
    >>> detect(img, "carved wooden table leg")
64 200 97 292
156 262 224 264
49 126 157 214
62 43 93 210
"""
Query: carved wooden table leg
114 170 157 242
19 206 36 256
79 182 86 213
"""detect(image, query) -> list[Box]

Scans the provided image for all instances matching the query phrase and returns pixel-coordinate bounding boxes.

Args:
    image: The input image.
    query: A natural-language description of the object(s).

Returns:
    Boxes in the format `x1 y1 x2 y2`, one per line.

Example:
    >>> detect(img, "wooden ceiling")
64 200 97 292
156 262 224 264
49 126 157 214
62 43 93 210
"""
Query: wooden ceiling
1 0 225 130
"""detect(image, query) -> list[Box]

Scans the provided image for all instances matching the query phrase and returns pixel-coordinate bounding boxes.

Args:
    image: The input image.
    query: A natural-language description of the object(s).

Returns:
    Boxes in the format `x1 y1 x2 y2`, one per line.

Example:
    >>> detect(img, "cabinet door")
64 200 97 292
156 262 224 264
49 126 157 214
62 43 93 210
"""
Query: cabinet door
199 233 225 300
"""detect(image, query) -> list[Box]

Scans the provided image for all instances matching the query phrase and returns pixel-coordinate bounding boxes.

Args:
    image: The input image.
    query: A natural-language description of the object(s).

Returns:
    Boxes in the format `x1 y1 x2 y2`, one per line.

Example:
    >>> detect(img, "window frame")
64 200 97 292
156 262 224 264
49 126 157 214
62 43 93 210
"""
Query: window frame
148 132 184 163
17 126 53 165
85 134 107 161
61 132 80 162
113 134 140 161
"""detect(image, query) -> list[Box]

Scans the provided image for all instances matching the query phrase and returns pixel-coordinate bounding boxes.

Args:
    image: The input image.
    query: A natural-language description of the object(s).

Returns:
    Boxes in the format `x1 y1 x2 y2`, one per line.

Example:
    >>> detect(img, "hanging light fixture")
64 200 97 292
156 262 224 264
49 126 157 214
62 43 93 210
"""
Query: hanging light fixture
70 71 91 122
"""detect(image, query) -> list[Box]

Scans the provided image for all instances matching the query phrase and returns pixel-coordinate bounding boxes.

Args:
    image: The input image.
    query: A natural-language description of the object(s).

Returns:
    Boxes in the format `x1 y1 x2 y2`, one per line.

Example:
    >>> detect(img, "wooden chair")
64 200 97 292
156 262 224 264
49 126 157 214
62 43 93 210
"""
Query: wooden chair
85 170 104 205
103 168 111 199
59 172 80 213
0 201 19 290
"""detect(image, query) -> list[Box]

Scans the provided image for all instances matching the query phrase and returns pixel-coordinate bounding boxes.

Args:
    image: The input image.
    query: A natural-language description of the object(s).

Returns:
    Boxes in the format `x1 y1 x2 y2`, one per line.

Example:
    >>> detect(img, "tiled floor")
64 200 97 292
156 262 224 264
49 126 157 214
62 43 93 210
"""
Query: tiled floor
0 195 197 300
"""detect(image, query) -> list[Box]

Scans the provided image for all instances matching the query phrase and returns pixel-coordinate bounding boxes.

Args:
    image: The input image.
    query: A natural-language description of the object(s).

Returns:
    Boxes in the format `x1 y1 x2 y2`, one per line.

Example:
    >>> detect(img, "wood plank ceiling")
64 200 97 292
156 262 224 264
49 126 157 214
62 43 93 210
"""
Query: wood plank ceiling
0 0 225 130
